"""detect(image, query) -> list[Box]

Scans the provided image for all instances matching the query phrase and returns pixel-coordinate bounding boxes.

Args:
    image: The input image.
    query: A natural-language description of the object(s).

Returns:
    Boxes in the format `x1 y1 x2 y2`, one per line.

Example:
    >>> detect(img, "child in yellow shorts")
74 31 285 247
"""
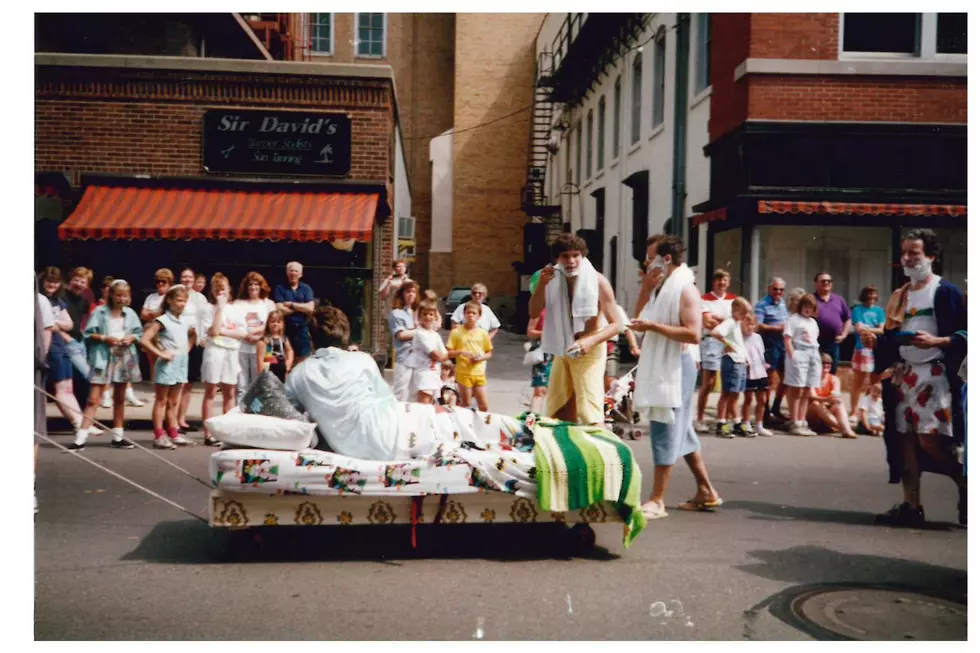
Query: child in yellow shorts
447 301 493 411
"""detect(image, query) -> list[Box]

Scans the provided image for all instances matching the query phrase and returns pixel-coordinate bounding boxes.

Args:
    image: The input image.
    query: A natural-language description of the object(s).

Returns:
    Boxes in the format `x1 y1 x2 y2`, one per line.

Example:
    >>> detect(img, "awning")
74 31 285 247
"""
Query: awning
689 206 728 227
758 200 967 217
58 185 379 242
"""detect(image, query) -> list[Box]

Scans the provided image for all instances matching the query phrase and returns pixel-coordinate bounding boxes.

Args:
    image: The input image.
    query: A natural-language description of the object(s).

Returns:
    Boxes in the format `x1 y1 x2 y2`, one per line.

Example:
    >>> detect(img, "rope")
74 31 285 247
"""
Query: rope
35 384 212 489
34 430 208 524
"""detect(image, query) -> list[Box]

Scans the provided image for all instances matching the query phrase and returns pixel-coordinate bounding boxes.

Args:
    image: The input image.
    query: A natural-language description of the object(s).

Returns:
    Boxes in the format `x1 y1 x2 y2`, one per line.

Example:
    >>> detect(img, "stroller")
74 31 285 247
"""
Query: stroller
605 366 643 441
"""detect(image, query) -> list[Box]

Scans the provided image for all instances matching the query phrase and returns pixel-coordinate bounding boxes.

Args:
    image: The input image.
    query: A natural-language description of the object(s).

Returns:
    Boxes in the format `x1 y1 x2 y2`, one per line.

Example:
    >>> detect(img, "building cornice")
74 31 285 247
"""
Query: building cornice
734 57 967 82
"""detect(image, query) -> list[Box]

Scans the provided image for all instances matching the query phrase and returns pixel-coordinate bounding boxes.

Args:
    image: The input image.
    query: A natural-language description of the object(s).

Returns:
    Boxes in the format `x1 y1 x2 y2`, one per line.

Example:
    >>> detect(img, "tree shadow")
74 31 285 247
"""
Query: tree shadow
723 500 959 531
120 519 621 565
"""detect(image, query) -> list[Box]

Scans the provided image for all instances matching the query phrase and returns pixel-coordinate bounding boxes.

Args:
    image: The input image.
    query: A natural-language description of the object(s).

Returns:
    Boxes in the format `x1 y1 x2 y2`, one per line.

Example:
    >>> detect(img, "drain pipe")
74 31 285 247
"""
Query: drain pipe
670 13 690 238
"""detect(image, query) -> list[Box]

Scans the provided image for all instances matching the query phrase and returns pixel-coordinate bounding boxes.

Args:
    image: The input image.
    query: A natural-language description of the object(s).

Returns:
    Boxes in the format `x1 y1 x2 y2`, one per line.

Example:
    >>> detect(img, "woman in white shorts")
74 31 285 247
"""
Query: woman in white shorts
783 293 822 436
200 273 246 446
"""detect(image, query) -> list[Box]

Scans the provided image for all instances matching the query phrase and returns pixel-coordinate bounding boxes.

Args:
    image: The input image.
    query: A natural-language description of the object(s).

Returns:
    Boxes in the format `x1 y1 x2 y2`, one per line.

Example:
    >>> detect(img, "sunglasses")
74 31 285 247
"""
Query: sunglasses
818 279 833 284
771 288 785 293
155 279 168 285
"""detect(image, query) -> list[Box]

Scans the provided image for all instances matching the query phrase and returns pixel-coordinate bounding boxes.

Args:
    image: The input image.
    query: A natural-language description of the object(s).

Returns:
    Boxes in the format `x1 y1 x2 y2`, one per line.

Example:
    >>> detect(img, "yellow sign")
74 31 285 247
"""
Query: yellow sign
398 238 416 263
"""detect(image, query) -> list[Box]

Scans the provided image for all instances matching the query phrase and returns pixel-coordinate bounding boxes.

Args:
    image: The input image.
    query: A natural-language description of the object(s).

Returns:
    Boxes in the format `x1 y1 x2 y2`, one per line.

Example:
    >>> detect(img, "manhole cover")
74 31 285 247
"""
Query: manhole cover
791 587 967 640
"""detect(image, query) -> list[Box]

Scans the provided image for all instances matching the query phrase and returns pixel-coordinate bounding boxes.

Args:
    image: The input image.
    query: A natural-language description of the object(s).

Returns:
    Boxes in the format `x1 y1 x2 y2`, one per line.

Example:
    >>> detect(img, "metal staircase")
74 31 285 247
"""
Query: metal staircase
521 55 562 220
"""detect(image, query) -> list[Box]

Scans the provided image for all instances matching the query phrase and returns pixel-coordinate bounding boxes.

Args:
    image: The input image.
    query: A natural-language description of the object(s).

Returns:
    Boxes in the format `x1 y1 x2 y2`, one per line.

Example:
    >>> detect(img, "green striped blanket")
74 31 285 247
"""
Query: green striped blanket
532 418 646 547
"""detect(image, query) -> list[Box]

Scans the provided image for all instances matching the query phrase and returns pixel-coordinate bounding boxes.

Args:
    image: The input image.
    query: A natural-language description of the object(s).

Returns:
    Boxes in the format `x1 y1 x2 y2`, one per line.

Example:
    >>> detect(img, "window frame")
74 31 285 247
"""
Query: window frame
630 53 643 145
652 29 666 127
575 121 582 186
309 12 334 55
612 75 622 160
839 13 966 61
586 109 594 178
355 12 387 59
694 13 712 94
597 95 606 170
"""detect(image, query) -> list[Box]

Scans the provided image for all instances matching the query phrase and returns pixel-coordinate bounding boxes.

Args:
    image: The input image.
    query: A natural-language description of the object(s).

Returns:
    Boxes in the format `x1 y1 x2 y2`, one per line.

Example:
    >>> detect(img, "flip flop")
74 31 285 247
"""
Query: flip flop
676 497 724 511
640 501 669 520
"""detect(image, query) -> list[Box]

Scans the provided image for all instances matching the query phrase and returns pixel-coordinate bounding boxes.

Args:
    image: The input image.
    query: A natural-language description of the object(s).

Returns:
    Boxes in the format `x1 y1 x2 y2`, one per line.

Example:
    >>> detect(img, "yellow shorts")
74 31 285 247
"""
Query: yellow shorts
545 342 607 425
456 373 487 389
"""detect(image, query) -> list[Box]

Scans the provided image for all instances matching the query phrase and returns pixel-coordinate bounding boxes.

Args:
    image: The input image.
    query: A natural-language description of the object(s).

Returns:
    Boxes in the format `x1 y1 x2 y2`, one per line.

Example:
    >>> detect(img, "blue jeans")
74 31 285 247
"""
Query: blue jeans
64 340 91 378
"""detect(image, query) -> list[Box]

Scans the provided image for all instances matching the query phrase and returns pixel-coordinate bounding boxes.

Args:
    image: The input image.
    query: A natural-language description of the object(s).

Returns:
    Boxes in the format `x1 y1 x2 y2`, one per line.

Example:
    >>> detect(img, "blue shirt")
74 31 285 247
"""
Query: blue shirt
851 303 885 350
272 282 314 333
754 294 788 352
387 308 416 362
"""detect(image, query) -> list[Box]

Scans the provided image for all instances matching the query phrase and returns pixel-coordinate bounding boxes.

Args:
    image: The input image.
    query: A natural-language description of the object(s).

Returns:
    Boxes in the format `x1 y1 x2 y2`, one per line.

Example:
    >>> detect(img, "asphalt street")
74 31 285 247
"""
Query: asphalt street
34 331 967 640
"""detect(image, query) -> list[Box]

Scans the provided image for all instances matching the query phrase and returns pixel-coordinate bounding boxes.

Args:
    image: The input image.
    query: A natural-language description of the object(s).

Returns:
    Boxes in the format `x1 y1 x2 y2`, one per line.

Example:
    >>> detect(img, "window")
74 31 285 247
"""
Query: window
398 216 416 240
937 13 967 54
310 13 333 54
586 110 593 178
356 13 386 57
575 122 582 186
652 32 666 127
597 96 606 170
630 55 643 144
842 13 920 54
694 13 712 93
612 76 622 158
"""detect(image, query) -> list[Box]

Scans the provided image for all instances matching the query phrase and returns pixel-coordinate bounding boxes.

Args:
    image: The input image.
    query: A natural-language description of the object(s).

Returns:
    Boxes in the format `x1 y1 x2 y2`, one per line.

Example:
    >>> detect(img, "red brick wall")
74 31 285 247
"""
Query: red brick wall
708 13 751 143
747 76 968 123
35 64 396 354
748 13 839 60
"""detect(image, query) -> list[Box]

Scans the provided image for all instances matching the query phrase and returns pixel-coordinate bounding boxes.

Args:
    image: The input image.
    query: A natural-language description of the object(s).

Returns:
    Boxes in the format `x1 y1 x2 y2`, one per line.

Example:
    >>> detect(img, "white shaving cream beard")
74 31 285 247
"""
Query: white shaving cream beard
903 259 933 283
560 265 580 278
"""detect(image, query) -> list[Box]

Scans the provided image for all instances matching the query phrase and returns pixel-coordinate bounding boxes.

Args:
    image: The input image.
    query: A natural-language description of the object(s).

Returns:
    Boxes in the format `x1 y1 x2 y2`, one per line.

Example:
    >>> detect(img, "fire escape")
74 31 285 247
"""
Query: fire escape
520 57 561 222
242 13 307 60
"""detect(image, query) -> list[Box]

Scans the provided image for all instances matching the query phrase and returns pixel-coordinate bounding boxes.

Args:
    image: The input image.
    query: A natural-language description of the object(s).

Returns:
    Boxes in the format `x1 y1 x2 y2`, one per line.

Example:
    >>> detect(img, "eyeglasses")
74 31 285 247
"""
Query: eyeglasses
818 279 833 284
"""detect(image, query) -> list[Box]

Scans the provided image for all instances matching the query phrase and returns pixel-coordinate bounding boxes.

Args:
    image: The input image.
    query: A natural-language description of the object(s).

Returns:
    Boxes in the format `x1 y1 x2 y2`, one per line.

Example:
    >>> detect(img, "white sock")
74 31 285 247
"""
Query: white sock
111 428 124 442
755 422 765 431
125 387 137 401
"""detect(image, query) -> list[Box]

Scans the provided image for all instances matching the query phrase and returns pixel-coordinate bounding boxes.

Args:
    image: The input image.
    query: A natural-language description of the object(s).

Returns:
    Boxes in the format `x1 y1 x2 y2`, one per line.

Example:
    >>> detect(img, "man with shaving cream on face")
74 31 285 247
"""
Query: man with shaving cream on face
529 233 623 425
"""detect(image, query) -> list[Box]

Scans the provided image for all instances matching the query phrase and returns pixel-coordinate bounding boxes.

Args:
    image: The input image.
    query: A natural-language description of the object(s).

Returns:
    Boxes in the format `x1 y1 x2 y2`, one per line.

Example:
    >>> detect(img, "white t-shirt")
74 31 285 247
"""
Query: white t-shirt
142 292 166 316
203 302 246 350
409 328 447 370
857 394 884 426
180 289 210 341
900 275 942 365
236 298 277 354
711 317 747 363
108 316 125 339
783 314 819 350
37 294 55 329
451 302 502 332
701 291 735 336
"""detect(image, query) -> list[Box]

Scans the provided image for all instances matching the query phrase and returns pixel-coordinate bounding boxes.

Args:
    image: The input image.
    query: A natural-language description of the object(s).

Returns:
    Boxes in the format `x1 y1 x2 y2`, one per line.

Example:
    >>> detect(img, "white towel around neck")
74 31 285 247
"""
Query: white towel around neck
633 263 696 424
540 257 601 356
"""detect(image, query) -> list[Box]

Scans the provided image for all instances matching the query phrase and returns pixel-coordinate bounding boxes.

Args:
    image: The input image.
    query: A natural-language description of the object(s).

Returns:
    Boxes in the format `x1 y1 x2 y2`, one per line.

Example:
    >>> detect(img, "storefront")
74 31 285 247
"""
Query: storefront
35 54 402 358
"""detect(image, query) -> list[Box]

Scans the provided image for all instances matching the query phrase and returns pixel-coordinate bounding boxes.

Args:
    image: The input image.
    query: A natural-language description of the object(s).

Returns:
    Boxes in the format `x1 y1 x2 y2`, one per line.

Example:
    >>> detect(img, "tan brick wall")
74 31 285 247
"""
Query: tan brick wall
452 13 542 301
748 13 839 60
746 75 968 123
35 65 396 355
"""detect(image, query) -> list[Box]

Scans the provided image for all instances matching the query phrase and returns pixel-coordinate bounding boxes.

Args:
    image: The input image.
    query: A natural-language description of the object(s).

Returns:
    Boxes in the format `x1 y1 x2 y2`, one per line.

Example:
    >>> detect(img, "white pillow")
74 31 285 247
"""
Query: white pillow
206 409 317 451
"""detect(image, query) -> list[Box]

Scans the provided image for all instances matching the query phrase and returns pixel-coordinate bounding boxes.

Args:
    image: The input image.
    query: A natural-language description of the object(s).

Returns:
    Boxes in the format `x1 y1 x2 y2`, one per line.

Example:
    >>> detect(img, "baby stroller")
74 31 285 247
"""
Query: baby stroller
605 366 642 441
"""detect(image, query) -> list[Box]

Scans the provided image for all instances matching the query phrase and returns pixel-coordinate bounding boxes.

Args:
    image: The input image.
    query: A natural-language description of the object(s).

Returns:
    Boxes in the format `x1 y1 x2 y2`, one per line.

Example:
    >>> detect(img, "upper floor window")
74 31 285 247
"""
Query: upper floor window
356 13 386 57
842 13 966 57
310 13 333 54
575 121 582 186
652 31 666 127
630 54 643 144
612 76 622 158
586 109 594 178
694 13 712 93
597 96 606 170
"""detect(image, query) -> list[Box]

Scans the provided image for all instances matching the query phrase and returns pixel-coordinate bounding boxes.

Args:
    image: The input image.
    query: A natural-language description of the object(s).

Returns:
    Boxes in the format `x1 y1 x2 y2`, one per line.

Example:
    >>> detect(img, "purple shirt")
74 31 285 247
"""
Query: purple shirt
814 292 850 344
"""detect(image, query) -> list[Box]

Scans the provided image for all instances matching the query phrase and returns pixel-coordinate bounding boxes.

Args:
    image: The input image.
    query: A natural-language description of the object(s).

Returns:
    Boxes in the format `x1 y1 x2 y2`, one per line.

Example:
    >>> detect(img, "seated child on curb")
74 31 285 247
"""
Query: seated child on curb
856 382 885 436
807 353 858 439
711 297 752 438
447 301 493 411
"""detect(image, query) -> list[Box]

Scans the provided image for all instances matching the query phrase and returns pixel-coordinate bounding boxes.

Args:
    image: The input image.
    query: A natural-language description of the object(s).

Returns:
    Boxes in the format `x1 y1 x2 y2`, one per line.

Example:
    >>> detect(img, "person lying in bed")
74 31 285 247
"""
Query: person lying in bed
285 306 400 461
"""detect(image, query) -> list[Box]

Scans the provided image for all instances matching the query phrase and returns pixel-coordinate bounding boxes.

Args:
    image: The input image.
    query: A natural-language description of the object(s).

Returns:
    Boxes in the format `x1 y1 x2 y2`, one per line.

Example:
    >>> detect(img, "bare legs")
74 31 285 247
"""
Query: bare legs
177 382 194 429
696 370 718 423
530 387 547 414
53 379 83 427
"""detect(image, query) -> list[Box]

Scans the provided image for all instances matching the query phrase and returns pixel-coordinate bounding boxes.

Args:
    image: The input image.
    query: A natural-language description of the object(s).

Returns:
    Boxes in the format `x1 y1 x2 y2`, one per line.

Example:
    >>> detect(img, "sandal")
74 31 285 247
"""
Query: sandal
640 501 669 520
203 436 222 447
676 496 724 511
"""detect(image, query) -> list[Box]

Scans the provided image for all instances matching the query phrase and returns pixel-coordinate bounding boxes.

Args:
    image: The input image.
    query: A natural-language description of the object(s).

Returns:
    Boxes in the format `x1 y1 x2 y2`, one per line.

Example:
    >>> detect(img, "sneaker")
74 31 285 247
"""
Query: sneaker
715 422 725 436
718 423 735 439
170 435 192 446
153 437 176 450
875 502 925 528
110 438 136 449
755 425 774 437
126 396 146 408
790 424 812 437
694 420 709 433
736 423 756 438
64 442 86 453
100 393 113 409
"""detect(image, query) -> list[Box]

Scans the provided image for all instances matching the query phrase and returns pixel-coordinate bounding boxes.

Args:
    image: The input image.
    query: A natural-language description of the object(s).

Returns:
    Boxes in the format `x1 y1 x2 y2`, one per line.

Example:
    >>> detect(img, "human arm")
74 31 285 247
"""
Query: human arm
629 284 702 344
284 338 294 372
835 299 852 343
139 321 172 360
52 306 73 334
633 266 664 319
526 316 543 340
378 275 396 300
572 275 622 353
783 329 795 359
188 327 197 352
528 265 555 319
256 339 267 374
702 311 723 331
282 286 316 316
624 328 641 357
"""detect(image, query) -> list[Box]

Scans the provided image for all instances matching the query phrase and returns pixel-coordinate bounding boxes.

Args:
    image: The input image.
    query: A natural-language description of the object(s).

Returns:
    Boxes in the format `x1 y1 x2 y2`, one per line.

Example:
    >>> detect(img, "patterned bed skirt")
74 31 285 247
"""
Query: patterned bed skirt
210 490 624 530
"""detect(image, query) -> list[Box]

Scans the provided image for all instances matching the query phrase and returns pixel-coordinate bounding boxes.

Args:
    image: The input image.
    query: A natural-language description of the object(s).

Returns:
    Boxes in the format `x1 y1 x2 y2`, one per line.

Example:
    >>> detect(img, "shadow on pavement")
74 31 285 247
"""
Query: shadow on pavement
723 500 958 530
121 519 621 565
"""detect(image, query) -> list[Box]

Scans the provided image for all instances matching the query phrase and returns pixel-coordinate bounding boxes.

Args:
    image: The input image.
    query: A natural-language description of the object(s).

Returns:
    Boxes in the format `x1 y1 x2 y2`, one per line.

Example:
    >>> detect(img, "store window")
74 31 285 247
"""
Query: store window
630 54 642 144
356 13 386 57
713 228 743 295
597 96 606 170
931 227 967 290
310 13 333 54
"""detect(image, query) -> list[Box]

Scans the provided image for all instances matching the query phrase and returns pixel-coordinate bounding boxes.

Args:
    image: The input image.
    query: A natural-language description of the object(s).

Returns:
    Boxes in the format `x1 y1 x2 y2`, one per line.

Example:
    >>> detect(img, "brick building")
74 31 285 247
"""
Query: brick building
35 30 405 358
696 12 967 303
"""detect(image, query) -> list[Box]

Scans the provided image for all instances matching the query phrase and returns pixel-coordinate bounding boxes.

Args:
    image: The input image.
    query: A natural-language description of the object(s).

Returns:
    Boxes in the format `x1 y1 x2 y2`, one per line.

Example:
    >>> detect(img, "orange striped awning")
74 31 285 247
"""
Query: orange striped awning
58 186 379 242
689 206 728 227
758 200 966 217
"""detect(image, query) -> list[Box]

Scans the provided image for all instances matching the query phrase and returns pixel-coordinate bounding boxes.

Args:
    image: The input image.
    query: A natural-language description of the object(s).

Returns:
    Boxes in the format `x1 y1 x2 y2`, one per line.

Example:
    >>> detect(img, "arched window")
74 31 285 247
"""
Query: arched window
631 54 642 144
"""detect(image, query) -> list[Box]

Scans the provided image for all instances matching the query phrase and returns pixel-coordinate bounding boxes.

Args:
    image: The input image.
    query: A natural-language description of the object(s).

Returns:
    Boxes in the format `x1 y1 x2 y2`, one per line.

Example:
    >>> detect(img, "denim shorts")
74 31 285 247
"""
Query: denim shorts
721 356 747 393
700 337 724 372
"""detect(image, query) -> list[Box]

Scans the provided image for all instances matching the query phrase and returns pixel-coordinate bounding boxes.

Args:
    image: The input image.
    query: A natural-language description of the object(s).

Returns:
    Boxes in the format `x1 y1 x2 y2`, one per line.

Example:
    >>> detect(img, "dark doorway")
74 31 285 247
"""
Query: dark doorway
591 187 606 275
609 235 618 295
622 170 649 266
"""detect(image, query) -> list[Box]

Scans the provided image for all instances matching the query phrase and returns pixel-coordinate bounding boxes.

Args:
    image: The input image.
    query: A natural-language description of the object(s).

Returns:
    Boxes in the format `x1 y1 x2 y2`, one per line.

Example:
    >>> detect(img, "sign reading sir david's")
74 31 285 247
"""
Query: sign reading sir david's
203 110 352 177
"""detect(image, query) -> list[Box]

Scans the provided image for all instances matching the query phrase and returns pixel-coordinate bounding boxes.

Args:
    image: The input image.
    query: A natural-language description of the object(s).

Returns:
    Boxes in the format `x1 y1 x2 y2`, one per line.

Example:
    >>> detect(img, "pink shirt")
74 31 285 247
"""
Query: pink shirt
744 332 768 381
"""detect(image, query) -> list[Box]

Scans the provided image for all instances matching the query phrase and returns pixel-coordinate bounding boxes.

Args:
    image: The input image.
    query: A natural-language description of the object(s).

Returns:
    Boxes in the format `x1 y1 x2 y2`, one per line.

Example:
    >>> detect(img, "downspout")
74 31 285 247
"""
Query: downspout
670 13 690 238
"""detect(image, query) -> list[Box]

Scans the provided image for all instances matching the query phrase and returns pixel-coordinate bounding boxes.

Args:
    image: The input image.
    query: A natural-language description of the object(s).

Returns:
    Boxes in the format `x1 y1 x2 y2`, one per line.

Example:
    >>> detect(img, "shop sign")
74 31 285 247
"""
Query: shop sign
398 238 416 263
202 110 352 177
